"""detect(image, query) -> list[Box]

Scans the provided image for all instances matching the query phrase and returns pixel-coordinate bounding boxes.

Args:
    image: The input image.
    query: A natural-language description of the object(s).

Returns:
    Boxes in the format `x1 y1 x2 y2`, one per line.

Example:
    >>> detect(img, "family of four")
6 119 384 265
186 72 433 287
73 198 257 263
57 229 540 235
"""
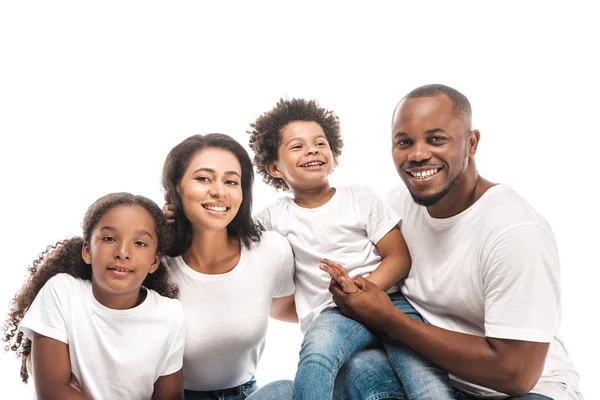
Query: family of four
4 84 583 399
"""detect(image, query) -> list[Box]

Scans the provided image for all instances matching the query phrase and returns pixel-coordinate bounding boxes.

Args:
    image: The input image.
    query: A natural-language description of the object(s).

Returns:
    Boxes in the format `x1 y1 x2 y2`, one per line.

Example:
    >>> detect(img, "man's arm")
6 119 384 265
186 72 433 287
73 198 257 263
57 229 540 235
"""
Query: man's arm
152 369 184 400
330 278 549 397
31 333 89 399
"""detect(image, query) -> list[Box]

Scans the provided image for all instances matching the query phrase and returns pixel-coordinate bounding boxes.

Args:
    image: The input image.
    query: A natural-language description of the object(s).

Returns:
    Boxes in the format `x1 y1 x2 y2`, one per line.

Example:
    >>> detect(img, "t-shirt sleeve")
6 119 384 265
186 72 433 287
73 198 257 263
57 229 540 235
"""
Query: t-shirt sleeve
273 236 295 298
254 206 273 231
358 186 401 244
19 274 70 344
482 224 560 343
161 304 186 376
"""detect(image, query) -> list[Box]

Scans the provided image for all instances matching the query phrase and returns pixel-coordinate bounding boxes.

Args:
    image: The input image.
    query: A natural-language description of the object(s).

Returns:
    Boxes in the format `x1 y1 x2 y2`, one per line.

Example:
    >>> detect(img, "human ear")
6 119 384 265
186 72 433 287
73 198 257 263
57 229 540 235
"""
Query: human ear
148 253 161 274
81 241 92 265
467 130 480 156
265 163 284 179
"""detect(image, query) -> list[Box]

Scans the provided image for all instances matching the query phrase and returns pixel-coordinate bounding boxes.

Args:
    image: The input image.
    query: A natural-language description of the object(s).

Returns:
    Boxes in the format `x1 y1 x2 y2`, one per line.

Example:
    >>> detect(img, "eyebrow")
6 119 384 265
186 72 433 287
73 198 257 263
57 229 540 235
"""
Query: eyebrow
394 128 448 138
192 167 241 178
99 226 154 239
285 134 327 147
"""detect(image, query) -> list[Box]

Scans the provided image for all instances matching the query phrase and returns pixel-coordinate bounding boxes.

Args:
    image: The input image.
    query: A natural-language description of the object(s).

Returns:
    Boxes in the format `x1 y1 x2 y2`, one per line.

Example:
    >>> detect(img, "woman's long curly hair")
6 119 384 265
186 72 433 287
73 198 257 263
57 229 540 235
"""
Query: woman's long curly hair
3 192 179 383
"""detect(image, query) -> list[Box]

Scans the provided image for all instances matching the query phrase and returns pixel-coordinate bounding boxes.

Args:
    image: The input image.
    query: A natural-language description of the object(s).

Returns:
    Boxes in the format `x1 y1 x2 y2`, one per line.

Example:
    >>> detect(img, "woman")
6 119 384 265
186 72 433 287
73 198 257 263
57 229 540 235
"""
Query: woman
161 133 296 400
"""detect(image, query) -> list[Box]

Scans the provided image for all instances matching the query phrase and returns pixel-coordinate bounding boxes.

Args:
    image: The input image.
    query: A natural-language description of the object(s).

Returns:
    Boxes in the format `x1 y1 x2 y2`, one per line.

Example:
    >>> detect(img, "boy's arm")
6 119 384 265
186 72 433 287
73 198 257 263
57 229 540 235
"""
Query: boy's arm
31 333 89 400
152 369 184 400
366 226 411 291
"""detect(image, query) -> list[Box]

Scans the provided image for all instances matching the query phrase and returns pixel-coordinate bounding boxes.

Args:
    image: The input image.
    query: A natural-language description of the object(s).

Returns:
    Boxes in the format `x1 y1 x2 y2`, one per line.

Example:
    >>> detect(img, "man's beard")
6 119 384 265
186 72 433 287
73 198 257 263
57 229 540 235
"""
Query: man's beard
409 151 468 207
409 172 461 206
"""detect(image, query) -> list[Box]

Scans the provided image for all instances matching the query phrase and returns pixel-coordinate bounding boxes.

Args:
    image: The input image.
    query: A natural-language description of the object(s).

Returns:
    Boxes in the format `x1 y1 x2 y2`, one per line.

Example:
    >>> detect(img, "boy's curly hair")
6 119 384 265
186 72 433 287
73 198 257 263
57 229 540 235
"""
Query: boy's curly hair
3 193 179 383
247 98 344 191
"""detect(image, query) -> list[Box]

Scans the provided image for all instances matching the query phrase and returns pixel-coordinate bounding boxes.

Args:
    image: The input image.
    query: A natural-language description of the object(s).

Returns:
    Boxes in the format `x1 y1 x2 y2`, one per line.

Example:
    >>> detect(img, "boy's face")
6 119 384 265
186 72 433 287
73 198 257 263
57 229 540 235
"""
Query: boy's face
268 120 335 192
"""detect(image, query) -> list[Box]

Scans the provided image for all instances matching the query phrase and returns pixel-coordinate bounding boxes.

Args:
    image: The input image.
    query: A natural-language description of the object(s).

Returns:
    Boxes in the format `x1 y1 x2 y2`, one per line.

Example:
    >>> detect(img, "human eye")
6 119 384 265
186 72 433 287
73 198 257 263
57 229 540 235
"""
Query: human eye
395 139 411 147
316 141 328 147
290 144 302 150
225 180 239 186
134 240 148 247
429 136 446 145
101 236 116 242
195 176 211 183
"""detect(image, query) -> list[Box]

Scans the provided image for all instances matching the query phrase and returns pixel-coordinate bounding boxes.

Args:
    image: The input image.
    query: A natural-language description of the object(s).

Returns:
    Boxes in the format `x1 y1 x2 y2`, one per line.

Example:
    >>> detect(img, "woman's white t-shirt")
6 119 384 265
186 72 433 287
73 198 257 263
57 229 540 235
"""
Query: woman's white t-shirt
163 231 295 391
19 273 186 400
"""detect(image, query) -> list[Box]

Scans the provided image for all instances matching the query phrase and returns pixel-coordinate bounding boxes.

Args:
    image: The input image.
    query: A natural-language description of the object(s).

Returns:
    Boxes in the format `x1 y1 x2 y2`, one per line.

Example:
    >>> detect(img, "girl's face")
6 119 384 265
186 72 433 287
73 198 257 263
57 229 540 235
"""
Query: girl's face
82 204 160 307
177 147 243 233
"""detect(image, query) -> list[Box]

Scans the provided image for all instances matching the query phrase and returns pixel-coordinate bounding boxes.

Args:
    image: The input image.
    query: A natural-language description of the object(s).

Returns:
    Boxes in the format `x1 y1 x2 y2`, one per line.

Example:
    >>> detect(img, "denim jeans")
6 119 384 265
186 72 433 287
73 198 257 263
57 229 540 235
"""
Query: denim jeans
184 378 257 400
333 348 553 400
293 292 454 400
246 380 294 400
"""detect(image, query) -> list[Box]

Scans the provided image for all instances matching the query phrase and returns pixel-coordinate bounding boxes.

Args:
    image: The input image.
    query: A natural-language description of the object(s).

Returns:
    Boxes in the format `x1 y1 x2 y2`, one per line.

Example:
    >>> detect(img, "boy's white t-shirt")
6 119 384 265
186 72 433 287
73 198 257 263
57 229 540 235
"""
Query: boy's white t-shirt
163 231 295 391
386 184 583 400
19 273 186 400
256 185 400 333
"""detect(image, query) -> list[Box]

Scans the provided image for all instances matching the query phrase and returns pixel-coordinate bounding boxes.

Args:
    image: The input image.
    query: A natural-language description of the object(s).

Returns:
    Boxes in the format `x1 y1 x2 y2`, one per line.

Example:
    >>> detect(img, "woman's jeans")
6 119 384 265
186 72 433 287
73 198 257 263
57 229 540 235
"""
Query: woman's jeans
184 378 258 400
293 292 454 400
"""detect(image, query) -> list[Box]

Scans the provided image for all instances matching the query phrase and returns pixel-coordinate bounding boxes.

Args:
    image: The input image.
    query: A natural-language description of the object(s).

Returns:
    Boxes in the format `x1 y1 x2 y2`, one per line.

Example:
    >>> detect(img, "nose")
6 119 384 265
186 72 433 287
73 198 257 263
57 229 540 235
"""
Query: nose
114 241 131 260
208 180 226 198
306 144 320 155
407 141 432 163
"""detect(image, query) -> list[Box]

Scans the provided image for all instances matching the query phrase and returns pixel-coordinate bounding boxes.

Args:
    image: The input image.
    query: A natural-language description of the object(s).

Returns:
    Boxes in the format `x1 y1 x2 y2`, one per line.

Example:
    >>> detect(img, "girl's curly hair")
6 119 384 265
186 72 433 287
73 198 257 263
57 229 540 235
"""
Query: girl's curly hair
3 192 179 383
247 98 344 191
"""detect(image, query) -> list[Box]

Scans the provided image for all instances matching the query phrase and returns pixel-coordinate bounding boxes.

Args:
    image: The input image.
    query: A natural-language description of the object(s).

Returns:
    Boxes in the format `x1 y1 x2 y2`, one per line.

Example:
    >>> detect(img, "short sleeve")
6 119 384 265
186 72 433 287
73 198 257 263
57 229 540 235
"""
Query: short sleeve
254 206 273 232
19 274 71 344
358 186 401 244
161 304 186 376
482 224 560 343
273 236 295 298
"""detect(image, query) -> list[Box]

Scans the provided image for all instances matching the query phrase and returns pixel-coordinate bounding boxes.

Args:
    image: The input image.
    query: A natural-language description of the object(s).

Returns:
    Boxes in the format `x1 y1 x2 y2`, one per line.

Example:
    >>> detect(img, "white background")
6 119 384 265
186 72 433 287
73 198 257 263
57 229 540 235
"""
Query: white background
0 1 597 397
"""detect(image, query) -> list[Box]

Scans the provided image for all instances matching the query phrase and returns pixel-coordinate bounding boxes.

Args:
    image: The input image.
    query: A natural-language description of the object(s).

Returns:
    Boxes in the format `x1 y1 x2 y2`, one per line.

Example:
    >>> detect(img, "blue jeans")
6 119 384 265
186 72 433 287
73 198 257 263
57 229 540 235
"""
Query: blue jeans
246 380 294 400
184 378 257 400
293 292 454 400
334 348 552 400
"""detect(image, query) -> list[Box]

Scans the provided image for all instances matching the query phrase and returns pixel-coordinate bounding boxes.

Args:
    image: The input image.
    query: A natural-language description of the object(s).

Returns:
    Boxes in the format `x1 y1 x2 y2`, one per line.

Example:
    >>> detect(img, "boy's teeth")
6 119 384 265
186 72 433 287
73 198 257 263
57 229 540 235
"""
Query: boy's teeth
303 161 323 167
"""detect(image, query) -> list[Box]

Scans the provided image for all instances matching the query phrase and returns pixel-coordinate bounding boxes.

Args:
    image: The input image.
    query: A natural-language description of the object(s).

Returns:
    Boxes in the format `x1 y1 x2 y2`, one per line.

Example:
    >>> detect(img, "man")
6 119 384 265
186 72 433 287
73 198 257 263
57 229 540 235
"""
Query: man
331 84 583 399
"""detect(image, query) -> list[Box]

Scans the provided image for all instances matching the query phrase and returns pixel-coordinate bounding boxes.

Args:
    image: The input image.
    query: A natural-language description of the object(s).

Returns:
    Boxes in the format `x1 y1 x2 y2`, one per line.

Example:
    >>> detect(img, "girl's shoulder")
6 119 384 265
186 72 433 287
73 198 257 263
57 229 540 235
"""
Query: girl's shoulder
145 290 184 322
44 273 90 295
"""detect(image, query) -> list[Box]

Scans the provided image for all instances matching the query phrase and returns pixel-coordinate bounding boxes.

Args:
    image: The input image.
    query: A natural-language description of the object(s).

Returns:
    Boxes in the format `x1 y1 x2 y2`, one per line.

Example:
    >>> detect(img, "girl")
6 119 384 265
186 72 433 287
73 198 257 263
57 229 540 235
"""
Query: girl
161 133 295 400
4 193 186 400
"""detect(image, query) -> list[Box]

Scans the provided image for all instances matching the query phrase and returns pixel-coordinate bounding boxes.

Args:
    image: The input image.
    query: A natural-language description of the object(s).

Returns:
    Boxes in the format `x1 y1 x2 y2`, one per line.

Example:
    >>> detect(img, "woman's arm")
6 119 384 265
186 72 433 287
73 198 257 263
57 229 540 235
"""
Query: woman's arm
269 294 298 323
31 333 88 400
152 369 184 400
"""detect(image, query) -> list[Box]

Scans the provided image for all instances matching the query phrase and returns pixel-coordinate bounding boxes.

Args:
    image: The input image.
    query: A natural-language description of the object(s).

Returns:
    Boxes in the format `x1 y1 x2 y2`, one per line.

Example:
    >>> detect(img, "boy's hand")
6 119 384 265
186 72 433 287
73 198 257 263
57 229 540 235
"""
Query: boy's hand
320 258 358 294
163 192 176 224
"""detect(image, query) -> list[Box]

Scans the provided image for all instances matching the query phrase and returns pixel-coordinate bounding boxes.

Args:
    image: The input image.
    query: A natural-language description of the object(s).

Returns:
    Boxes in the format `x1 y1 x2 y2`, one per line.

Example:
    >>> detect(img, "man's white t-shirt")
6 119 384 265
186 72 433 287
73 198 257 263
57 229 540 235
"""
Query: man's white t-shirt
19 273 186 400
163 231 295 391
386 184 583 400
256 185 400 333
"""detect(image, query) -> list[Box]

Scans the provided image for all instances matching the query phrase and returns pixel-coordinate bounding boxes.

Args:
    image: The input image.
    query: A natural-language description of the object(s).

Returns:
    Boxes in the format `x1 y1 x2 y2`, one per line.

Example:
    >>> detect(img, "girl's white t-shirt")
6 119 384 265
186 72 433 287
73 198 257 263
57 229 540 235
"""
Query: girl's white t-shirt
163 231 295 391
19 273 186 400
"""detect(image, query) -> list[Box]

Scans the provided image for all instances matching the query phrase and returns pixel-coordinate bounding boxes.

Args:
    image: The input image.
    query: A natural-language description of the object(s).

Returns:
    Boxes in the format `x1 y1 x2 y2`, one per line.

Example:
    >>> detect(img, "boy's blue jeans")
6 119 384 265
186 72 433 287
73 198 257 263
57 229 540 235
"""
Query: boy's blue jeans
293 292 455 400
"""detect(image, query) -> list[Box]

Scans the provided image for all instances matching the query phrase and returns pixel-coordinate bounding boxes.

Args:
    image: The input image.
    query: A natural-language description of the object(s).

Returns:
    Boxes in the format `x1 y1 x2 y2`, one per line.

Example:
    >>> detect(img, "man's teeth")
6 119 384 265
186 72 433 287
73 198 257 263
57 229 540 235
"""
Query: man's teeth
204 205 227 211
409 169 439 179
302 161 323 167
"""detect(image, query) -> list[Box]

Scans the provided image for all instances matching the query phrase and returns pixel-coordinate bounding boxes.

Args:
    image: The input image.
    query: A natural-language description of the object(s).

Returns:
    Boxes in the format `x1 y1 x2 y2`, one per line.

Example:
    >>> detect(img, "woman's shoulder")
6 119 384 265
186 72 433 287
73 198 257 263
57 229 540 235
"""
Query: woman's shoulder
251 230 290 252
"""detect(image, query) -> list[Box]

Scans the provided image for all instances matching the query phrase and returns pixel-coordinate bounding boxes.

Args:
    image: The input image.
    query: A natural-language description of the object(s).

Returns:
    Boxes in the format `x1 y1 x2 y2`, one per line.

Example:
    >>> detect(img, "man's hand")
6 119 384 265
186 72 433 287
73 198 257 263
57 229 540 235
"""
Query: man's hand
320 258 358 294
330 276 398 332
163 192 176 225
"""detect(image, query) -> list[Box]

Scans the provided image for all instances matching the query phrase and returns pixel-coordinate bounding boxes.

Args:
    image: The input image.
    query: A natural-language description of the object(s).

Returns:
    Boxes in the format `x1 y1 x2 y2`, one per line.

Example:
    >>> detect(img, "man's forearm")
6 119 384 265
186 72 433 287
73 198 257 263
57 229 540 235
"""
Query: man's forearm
383 308 542 396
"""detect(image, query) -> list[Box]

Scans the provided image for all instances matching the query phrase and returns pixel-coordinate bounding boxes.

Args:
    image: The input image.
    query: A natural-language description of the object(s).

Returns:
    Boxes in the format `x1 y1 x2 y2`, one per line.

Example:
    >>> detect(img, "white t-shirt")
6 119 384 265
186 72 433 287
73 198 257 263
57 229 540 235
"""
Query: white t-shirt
256 185 400 333
386 184 583 400
163 231 295 391
19 273 186 400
